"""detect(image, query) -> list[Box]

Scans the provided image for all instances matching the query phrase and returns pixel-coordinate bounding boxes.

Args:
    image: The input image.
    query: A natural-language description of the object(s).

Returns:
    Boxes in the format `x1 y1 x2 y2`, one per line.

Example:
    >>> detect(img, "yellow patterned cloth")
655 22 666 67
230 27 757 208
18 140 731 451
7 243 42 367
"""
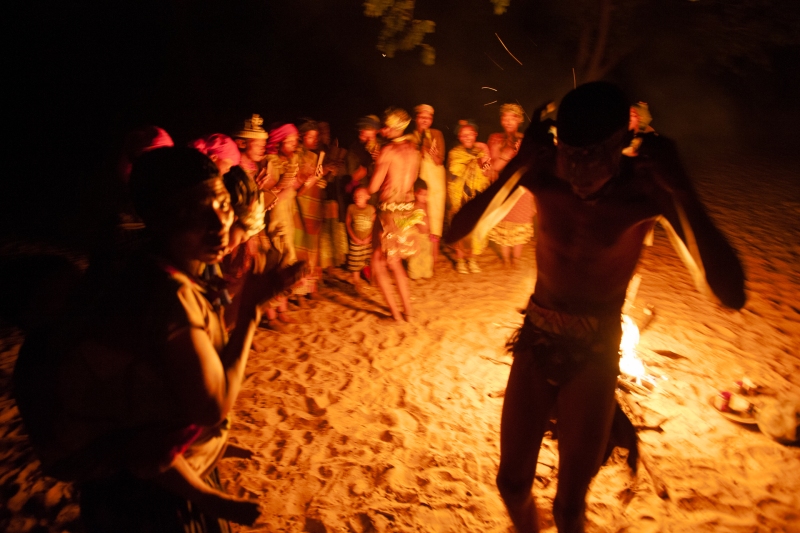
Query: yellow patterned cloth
265 154 299 267
447 144 492 255
487 220 534 247
407 228 433 280
294 148 324 266
411 129 446 236
375 207 424 263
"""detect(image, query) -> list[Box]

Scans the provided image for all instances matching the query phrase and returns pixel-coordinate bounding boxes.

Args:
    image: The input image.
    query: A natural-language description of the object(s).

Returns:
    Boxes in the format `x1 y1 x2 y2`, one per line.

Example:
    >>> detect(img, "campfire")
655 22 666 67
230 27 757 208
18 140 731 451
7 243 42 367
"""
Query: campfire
619 314 644 379
617 312 662 395
618 273 661 394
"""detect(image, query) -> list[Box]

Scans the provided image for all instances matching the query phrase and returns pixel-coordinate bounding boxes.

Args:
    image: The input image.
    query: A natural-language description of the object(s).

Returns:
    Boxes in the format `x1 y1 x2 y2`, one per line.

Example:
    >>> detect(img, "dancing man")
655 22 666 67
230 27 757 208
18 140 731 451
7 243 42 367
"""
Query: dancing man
368 108 421 322
448 82 745 532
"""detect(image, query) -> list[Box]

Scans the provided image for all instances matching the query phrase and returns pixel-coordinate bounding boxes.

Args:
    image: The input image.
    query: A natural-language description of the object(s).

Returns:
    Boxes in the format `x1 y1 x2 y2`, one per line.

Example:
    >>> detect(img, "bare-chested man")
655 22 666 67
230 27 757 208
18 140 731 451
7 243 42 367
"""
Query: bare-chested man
368 108 420 322
447 82 745 532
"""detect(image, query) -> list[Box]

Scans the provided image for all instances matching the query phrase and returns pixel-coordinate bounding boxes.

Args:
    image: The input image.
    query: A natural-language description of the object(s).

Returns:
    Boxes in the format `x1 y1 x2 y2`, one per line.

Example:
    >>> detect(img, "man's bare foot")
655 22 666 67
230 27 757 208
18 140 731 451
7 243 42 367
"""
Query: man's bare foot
277 312 298 324
498 490 540 533
261 318 287 333
379 312 403 323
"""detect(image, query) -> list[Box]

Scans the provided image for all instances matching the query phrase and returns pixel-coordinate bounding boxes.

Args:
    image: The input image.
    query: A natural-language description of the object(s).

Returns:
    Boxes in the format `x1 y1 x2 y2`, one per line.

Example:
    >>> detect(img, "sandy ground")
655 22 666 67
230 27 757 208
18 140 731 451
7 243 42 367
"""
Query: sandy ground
1 153 799 532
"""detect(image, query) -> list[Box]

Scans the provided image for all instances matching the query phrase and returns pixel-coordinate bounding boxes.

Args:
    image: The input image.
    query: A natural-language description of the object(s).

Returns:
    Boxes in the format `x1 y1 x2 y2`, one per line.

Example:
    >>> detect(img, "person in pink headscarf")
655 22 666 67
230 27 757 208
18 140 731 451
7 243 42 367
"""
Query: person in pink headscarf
191 134 241 176
190 133 245 256
117 126 174 185
255 123 304 330
90 126 175 282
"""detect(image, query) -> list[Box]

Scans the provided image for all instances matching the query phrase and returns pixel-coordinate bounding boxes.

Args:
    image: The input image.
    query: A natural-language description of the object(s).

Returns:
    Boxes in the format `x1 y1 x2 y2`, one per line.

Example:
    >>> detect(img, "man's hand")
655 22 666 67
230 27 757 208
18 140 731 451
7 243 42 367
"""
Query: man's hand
635 134 693 194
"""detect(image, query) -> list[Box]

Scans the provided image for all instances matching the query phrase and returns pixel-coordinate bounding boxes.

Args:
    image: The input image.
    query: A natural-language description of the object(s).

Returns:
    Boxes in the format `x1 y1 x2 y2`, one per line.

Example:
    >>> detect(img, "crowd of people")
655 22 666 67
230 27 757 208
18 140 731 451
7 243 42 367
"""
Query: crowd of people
157 102 543 326
10 82 746 533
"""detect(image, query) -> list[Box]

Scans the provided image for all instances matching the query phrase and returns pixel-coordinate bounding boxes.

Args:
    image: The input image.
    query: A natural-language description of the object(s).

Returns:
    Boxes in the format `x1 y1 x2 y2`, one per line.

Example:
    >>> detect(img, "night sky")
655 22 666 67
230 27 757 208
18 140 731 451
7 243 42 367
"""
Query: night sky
6 0 799 247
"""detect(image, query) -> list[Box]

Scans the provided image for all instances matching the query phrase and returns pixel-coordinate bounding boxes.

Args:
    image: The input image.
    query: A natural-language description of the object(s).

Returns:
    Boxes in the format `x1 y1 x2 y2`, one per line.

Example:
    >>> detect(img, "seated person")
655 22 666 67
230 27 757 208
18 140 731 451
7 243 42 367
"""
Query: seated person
14 147 305 531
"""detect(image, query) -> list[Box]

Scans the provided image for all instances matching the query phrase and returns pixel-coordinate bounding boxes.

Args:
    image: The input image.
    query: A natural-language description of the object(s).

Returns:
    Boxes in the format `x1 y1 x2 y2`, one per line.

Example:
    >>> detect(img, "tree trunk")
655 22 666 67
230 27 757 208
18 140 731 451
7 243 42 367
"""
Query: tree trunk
585 0 613 81
577 0 617 83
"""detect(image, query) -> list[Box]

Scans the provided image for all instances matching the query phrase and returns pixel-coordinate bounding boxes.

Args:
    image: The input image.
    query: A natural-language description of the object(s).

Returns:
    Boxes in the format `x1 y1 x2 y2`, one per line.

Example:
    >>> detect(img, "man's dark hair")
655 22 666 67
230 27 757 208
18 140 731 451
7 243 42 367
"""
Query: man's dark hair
557 82 629 147
223 165 260 218
129 146 219 227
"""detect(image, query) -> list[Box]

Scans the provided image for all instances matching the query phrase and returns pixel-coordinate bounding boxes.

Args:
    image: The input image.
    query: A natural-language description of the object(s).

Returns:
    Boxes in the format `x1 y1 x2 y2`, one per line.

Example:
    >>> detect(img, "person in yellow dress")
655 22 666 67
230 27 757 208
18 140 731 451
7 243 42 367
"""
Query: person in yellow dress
446 120 493 274
411 104 446 269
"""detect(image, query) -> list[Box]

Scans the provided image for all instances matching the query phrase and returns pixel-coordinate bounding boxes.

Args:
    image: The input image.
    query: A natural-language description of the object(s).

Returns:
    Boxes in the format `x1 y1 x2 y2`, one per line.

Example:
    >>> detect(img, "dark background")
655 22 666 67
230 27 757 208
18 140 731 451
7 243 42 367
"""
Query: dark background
5 0 800 249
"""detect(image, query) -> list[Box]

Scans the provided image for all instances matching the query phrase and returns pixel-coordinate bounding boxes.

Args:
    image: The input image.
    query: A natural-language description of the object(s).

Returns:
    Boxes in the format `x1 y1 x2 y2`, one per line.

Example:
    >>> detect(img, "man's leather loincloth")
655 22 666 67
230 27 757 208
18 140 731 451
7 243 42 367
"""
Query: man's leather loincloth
508 298 622 386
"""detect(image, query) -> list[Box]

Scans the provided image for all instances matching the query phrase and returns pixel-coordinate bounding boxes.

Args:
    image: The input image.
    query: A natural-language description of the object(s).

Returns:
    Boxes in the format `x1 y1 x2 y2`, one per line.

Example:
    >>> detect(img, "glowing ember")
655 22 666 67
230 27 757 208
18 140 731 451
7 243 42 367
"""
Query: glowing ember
619 314 646 378
494 32 523 65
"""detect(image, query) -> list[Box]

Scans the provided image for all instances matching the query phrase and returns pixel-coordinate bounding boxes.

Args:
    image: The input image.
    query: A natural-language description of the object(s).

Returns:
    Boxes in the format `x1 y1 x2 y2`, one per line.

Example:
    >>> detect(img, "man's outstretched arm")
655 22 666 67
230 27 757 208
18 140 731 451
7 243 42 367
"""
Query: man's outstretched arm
445 112 554 245
640 135 746 309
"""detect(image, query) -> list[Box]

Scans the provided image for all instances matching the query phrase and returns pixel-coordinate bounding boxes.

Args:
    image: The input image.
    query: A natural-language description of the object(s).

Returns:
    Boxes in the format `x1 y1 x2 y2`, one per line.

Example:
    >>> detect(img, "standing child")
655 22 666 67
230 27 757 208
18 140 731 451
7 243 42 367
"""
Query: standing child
407 179 433 280
345 187 376 292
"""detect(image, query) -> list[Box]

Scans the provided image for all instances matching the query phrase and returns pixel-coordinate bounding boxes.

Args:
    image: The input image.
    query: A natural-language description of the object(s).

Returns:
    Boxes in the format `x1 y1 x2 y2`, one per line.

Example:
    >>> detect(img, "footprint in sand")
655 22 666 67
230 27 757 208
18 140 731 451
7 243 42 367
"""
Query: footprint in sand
378 331 406 350
349 331 368 345
305 396 327 416
379 412 398 427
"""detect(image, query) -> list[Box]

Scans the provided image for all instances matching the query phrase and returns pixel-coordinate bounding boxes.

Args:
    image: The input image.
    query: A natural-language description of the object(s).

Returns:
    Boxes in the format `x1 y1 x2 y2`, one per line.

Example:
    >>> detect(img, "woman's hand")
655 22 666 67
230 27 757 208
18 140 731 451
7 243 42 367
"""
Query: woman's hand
428 141 439 159
241 261 310 309
265 196 279 211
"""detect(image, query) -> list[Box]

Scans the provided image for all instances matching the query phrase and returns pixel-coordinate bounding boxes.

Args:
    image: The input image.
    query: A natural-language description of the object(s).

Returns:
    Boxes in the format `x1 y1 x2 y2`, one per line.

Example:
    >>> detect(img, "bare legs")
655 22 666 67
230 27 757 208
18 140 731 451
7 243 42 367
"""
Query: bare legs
430 235 440 269
351 270 364 293
263 297 296 332
497 355 558 532
500 244 525 268
500 245 511 267
513 244 524 264
371 247 411 322
551 361 617 532
496 353 618 533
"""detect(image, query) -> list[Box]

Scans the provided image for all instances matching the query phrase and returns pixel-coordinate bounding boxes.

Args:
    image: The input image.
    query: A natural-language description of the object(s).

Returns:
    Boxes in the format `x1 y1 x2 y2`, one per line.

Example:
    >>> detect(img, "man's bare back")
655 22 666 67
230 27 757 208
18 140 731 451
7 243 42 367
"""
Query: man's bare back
369 139 418 204
366 109 420 322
